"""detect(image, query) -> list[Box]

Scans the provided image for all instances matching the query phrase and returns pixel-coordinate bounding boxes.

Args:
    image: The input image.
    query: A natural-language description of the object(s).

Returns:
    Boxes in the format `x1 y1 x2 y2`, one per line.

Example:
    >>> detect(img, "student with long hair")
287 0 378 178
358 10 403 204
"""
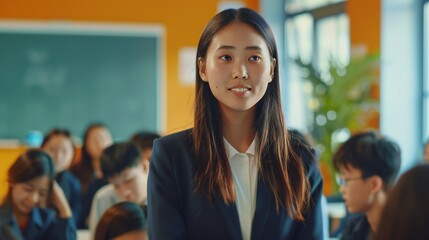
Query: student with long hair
41 128 81 225
147 8 323 239
0 149 76 240
373 164 429 240
70 123 113 228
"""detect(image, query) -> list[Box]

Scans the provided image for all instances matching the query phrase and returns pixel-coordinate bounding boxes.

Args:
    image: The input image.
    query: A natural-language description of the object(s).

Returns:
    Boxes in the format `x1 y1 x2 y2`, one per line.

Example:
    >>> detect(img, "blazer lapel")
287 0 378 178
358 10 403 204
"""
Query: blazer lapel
215 198 242 240
251 177 274 240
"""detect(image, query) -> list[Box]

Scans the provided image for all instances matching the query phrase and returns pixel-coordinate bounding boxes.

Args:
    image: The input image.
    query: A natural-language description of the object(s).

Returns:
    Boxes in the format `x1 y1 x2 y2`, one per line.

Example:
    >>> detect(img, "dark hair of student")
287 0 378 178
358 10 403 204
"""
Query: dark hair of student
94 201 147 240
41 128 76 157
41 128 72 147
70 123 106 191
130 131 160 151
333 131 401 189
193 8 310 220
100 142 141 179
374 164 429 240
1 149 55 206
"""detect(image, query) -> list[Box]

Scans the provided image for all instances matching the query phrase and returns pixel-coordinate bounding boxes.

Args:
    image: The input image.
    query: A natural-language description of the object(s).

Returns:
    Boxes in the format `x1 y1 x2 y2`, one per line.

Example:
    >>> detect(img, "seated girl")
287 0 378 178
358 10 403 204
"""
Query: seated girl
41 128 81 225
0 149 76 240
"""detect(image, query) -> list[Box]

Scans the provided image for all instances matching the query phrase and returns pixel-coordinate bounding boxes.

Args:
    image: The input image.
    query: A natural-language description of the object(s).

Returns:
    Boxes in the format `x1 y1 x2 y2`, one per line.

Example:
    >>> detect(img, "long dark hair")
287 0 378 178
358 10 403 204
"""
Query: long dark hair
192 8 310 220
70 123 107 192
2 149 55 206
94 201 147 240
374 164 429 240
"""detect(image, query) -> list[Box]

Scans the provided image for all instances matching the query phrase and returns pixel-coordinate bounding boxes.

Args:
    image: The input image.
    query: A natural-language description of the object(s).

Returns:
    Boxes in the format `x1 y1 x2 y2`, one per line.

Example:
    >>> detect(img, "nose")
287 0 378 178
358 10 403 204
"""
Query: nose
28 192 40 206
232 61 248 79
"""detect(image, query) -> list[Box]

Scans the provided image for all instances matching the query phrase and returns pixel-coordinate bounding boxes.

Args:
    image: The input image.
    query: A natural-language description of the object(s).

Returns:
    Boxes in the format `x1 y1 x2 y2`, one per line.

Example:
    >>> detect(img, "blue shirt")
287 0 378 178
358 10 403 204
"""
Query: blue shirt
0 203 76 240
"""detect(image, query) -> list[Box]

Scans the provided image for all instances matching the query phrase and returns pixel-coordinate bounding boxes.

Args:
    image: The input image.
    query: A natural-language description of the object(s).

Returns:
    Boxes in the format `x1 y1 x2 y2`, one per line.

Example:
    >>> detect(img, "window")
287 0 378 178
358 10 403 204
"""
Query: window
285 1 349 129
424 0 429 141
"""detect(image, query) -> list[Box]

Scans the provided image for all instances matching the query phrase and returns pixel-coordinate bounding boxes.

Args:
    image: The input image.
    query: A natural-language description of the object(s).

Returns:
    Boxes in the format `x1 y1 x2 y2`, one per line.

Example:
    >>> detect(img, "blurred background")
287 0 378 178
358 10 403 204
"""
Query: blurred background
0 0 426 208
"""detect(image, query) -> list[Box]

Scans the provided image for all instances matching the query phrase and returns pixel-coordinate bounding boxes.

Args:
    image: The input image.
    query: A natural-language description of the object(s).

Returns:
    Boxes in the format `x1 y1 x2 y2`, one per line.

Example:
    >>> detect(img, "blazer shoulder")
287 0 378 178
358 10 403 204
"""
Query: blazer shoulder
156 129 193 149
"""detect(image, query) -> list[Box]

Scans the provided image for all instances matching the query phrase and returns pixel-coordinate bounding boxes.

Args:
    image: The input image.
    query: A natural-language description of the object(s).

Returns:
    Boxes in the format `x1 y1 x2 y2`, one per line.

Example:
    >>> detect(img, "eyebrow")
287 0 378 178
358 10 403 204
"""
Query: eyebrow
25 183 49 192
217 45 264 51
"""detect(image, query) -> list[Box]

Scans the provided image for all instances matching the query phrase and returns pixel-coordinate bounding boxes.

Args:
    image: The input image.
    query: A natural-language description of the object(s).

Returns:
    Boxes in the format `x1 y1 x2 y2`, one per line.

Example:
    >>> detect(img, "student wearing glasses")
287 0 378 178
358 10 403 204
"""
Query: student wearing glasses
333 131 401 240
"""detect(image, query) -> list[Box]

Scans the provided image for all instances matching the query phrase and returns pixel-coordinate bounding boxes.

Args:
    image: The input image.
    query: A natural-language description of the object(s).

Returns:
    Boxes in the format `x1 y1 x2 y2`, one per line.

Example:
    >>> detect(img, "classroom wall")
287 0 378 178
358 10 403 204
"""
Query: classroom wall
0 0 258 198
0 147 26 198
0 0 380 198
348 0 381 129
0 0 257 135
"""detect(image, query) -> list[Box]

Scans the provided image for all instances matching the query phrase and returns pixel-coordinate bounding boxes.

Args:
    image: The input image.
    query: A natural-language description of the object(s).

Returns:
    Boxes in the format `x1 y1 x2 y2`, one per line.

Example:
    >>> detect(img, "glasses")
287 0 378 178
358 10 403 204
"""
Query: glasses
335 174 365 186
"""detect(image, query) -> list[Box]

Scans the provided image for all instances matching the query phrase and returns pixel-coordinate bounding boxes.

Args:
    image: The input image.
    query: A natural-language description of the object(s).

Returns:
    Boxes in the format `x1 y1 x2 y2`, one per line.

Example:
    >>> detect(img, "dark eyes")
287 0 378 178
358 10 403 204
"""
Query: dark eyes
219 55 232 61
219 55 261 61
249 56 261 61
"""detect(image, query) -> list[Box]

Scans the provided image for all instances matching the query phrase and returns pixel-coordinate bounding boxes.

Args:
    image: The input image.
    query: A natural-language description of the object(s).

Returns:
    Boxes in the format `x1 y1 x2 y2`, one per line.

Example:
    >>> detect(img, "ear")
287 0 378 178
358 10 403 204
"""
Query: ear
198 58 208 82
369 175 384 193
269 58 277 82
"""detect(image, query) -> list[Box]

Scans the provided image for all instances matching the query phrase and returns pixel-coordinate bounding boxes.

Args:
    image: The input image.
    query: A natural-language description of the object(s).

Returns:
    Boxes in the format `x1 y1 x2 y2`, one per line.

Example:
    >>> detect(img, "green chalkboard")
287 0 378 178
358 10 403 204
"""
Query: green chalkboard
0 27 161 141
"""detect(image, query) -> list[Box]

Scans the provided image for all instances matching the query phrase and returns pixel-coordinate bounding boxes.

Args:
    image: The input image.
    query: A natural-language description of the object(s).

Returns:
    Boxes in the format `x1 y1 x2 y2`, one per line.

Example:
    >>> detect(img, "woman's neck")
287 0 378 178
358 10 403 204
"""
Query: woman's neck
221 108 255 153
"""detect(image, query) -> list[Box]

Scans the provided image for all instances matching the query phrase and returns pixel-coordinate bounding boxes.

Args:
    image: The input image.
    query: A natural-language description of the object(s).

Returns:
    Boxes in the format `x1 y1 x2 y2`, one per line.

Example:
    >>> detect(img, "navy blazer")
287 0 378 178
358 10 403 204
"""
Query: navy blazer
148 129 324 240
0 204 76 240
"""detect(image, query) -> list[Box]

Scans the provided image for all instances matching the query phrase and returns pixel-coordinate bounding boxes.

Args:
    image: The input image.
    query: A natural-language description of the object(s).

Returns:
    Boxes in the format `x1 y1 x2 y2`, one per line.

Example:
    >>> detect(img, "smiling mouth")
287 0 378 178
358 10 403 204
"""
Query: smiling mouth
229 87 251 92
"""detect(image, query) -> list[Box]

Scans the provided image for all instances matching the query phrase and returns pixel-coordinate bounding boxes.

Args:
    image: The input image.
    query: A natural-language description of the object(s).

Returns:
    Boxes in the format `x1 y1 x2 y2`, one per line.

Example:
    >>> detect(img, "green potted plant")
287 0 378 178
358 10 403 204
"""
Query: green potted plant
294 54 380 194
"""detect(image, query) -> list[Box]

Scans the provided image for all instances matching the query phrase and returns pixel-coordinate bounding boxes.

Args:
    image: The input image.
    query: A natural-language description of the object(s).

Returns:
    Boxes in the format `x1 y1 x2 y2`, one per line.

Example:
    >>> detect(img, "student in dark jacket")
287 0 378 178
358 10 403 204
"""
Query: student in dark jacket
333 131 401 240
148 8 324 240
70 123 112 229
41 128 81 225
0 149 76 240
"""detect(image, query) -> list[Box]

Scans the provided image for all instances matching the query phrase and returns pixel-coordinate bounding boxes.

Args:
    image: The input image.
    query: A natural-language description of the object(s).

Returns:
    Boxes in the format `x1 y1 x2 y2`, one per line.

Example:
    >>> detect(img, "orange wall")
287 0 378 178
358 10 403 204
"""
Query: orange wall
348 0 380 54
0 0 258 197
0 147 26 198
0 0 257 135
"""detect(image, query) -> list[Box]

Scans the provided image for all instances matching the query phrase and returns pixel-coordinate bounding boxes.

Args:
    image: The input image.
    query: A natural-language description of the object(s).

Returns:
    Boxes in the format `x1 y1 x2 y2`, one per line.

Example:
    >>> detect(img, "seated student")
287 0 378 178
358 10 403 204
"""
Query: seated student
88 142 149 236
130 131 160 169
374 164 429 240
70 123 113 229
0 149 76 240
333 131 401 240
41 128 81 225
94 201 147 240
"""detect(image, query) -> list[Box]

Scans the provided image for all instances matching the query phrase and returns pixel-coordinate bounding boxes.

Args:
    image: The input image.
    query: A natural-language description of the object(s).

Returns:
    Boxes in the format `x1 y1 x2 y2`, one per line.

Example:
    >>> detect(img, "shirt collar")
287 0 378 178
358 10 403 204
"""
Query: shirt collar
223 137 256 160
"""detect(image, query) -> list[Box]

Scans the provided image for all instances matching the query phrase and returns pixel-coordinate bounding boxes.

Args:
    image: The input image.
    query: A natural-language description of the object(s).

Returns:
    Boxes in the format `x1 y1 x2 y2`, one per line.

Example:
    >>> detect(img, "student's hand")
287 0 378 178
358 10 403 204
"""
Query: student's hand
51 181 72 218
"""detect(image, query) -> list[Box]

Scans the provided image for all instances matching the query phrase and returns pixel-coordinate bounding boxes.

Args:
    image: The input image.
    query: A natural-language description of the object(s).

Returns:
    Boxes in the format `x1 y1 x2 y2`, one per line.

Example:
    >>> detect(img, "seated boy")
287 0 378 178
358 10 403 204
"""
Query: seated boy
88 142 149 236
333 131 401 240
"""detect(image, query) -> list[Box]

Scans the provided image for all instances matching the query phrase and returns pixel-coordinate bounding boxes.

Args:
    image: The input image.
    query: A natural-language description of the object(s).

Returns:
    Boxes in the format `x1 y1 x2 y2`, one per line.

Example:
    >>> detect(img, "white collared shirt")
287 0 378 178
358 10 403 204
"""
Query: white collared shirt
224 138 258 240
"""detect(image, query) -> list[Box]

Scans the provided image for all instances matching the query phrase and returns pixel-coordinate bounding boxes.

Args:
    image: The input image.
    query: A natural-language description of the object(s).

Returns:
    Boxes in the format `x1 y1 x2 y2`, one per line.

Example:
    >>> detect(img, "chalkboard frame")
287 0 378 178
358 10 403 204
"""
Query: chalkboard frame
0 20 166 142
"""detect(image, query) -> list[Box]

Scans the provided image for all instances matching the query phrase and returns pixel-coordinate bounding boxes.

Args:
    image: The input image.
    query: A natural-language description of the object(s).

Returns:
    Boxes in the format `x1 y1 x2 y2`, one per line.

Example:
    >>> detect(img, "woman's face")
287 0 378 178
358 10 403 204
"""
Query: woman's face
42 135 74 173
86 127 113 160
199 22 275 116
11 176 50 215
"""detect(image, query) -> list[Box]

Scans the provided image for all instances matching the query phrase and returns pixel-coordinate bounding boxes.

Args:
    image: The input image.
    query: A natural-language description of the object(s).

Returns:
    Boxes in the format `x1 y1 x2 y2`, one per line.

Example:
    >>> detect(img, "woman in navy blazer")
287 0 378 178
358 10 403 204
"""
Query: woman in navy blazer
0 149 76 240
148 8 324 240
